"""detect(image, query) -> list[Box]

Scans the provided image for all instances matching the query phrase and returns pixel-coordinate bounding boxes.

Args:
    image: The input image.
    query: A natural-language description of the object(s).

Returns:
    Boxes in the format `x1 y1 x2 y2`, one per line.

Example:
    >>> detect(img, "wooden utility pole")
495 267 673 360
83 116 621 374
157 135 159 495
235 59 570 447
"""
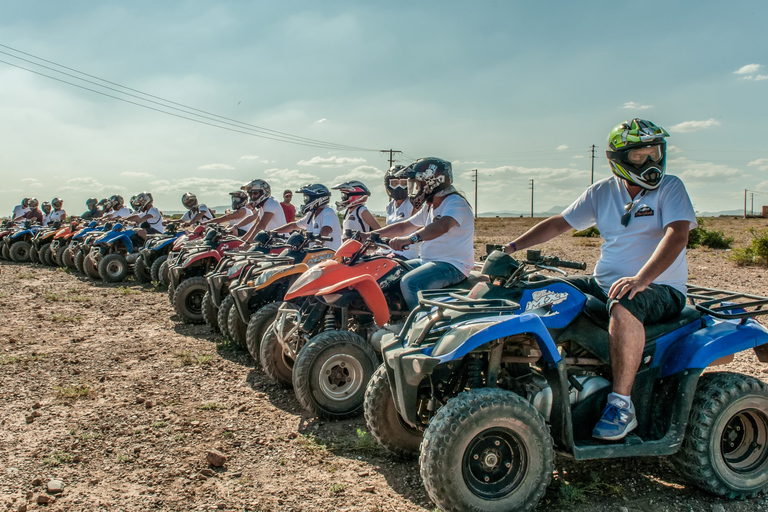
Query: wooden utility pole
529 179 534 218
472 169 478 219
745 189 748 219
590 144 596 184
380 149 402 169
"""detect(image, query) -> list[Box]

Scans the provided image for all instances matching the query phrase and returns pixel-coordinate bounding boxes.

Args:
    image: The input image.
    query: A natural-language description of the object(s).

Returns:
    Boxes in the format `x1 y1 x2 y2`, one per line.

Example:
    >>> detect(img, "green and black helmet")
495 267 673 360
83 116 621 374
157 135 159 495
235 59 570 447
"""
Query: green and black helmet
606 118 669 190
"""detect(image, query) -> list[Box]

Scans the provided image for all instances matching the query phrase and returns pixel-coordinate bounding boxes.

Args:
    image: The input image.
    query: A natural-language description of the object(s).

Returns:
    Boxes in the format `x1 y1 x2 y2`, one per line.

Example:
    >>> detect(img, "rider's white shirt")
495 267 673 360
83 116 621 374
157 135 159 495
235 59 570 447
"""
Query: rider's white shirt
561 175 697 295
386 200 420 259
236 205 257 233
144 206 165 233
181 204 213 223
260 197 287 231
49 210 66 223
108 207 132 220
13 205 29 224
407 194 475 276
296 206 342 251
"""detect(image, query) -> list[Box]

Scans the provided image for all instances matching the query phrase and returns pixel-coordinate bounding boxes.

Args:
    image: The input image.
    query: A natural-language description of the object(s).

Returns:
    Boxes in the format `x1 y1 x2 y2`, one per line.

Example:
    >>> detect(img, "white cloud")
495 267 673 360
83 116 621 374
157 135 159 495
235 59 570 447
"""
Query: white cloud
21 178 38 182
239 155 260 161
734 63 762 75
263 168 321 190
622 101 653 110
121 171 153 178
59 177 127 194
198 163 235 171
297 156 367 168
572 155 585 159
670 157 741 181
151 177 243 195
556 145 569 151
314 118 327 124
748 158 768 171
741 75 754 80
331 165 385 184
668 119 721 133
453 160 486 166
756 75 768 81
667 145 682 154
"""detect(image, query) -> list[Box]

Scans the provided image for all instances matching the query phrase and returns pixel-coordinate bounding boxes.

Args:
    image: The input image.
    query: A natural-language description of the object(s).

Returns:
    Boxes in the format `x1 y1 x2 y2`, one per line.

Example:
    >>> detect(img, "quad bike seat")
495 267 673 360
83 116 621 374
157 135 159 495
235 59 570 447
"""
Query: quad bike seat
563 295 703 364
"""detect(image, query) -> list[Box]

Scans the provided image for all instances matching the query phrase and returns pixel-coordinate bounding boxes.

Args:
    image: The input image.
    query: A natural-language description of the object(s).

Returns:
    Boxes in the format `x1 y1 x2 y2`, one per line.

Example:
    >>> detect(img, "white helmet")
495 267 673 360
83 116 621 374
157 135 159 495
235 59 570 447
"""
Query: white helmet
241 179 272 208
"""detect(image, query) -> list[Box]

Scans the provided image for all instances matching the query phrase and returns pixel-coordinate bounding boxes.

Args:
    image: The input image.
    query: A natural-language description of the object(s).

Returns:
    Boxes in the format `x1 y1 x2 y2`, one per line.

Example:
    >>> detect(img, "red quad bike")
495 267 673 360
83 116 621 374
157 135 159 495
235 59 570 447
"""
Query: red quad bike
170 227 245 324
271 232 487 420
158 225 207 286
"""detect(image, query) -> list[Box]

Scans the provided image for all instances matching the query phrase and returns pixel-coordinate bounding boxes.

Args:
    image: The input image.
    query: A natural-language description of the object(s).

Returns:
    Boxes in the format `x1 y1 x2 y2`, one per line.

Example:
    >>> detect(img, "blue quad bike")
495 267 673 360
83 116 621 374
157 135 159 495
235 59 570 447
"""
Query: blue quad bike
134 223 183 283
366 248 768 512
87 223 142 282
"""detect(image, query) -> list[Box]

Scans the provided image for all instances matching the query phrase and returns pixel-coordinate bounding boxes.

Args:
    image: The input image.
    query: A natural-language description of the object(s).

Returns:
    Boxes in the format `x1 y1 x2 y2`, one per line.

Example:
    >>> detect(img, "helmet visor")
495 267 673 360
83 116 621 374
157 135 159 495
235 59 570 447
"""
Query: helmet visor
388 178 408 189
407 179 424 198
627 145 663 165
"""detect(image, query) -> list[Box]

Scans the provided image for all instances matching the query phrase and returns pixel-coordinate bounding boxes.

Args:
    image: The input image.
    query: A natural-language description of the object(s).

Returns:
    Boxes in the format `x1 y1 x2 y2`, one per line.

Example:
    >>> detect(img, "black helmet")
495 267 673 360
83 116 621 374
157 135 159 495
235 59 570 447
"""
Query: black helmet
41 201 52 214
51 197 63 209
86 197 98 209
181 192 198 209
109 194 124 210
229 190 248 210
385 165 408 201
21 197 30 208
28 197 39 209
405 157 453 205
296 184 331 216
606 118 669 190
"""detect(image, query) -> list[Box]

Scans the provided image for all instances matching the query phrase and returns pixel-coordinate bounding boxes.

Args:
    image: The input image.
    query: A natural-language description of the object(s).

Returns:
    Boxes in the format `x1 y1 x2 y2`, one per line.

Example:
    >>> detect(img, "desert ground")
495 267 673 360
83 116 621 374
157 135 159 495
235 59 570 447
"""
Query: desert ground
1 216 768 512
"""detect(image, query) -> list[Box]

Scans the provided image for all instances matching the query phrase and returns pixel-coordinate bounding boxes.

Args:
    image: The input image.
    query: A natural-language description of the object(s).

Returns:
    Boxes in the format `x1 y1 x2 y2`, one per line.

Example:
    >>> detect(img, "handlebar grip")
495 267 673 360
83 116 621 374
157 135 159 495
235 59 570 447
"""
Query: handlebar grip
558 260 587 270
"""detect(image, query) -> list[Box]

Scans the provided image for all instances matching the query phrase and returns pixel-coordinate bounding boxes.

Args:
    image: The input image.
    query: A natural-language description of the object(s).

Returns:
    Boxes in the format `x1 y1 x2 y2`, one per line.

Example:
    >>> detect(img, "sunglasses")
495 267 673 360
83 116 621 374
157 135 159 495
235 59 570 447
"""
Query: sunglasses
388 178 408 189
620 190 647 228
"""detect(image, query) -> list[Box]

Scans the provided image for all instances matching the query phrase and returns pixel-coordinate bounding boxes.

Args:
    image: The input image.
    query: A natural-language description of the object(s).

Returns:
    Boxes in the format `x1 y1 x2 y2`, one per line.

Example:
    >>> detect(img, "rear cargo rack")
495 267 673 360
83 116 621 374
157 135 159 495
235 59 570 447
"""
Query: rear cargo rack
687 284 768 321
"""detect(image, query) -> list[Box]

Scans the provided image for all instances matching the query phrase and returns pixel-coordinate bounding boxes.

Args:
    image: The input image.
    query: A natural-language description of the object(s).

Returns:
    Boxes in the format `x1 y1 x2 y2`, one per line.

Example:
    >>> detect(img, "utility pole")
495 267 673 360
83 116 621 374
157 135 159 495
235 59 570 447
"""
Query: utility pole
380 149 402 170
745 189 748 219
529 179 534 218
472 169 478 219
751 192 754 216
590 144 596 185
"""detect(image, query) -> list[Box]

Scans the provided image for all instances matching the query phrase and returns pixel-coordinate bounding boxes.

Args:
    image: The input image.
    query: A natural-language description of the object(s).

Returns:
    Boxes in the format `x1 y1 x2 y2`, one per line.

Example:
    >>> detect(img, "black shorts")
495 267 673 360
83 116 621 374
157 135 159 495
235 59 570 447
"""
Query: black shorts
565 275 686 324
146 226 162 235
236 228 247 237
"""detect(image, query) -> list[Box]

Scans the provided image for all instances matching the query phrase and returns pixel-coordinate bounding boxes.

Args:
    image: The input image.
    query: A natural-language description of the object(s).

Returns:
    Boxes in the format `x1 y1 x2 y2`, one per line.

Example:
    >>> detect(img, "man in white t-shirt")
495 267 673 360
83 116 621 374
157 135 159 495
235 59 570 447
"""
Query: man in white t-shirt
180 192 213 224
385 165 420 260
372 158 474 310
504 119 697 441
48 198 67 224
238 179 287 243
104 195 132 220
272 183 341 251
11 198 30 225
127 192 165 240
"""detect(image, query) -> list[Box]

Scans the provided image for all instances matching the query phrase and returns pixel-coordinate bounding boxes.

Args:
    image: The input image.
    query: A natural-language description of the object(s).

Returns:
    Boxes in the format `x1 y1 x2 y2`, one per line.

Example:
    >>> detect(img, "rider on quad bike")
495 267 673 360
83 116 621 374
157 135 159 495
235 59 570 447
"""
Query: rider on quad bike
239 179 287 243
369 157 475 310
126 192 164 241
206 190 254 236
271 184 342 251
332 180 380 240
81 197 104 220
384 165 420 260
505 118 696 441
180 192 213 225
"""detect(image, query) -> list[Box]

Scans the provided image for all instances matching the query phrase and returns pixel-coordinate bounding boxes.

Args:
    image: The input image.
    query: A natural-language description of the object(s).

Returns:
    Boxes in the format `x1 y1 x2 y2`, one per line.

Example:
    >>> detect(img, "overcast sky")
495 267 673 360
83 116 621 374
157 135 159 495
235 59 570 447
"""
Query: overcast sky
2 1 767 217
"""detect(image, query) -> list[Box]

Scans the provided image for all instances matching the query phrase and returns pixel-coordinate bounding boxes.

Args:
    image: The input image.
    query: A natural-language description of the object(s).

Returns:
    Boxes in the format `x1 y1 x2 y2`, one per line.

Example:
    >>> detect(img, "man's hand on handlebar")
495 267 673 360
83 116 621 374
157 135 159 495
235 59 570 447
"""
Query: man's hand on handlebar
388 236 410 252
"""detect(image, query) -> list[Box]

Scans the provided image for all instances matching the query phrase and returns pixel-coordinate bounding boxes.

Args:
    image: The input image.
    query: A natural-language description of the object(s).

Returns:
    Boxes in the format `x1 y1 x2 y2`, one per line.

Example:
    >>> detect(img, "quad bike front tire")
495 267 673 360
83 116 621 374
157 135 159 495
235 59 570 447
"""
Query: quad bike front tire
62 247 76 268
158 260 170 287
202 291 220 332
227 302 248 349
292 329 379 420
673 371 768 499
173 276 207 324
30 245 40 264
259 326 294 388
420 387 554 512
364 364 423 458
10 242 32 263
40 243 53 266
217 294 236 340
99 253 128 282
83 254 102 280
150 254 167 282
73 248 86 273
133 255 152 283
1 243 11 261
246 302 282 363
56 245 69 267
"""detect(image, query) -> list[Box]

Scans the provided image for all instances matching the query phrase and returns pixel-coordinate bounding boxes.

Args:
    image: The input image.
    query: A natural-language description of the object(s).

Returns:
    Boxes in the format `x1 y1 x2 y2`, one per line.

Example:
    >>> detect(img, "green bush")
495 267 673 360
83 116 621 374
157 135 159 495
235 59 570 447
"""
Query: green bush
572 226 600 238
731 228 768 267
687 218 732 250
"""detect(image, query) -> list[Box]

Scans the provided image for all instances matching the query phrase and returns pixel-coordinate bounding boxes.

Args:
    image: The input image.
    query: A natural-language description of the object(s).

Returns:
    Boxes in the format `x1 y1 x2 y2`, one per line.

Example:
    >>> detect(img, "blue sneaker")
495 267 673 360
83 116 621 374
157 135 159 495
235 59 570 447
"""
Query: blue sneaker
592 395 637 441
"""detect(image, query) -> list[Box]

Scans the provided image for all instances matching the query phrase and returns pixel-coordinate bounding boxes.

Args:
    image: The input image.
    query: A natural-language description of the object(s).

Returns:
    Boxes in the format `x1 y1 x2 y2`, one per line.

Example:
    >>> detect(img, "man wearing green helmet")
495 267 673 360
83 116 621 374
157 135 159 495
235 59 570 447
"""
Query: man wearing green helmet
504 118 697 441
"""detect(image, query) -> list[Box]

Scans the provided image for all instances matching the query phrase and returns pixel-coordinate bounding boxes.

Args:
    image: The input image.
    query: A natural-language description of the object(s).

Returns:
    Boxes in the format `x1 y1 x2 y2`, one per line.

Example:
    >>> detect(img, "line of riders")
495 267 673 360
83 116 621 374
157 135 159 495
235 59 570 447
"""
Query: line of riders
2 119 767 512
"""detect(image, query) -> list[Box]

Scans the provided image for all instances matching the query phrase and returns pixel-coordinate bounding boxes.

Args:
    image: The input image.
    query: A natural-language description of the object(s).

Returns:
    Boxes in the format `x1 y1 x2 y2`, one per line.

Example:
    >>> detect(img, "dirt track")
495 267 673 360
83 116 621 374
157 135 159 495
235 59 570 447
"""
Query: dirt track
1 217 768 511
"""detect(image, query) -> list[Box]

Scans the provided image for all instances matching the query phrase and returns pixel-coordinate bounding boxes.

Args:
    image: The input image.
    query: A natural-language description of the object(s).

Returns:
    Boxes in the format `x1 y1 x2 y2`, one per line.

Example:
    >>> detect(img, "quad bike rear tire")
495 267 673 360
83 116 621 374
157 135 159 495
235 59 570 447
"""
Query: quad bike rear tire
10 241 32 262
99 253 128 282
420 388 554 512
673 372 768 499
40 243 53 266
217 294 236 340
202 291 219 332
259 326 294 388
30 245 40 264
246 302 282 363
173 276 207 324
150 254 167 282
364 364 423 458
83 253 101 280
1 243 11 261
158 260 170 287
56 245 69 267
227 303 248 349
62 246 76 268
292 329 379 420
134 255 152 283
73 248 86 273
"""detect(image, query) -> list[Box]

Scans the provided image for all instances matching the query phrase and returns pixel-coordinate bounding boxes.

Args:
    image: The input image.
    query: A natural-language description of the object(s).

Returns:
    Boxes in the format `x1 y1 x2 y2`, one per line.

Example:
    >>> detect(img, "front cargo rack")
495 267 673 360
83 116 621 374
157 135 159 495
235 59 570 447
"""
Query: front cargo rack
687 284 768 321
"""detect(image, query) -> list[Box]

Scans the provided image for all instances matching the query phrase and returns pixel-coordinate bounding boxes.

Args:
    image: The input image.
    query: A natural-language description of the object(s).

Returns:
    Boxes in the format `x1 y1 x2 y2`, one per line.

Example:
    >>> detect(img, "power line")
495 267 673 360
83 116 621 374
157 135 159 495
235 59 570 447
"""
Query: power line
0 44 377 152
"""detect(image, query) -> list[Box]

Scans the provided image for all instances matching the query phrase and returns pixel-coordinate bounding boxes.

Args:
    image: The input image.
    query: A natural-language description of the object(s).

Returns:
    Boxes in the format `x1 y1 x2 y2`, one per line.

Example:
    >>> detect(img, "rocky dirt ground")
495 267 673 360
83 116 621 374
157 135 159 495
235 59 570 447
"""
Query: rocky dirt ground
1 217 768 512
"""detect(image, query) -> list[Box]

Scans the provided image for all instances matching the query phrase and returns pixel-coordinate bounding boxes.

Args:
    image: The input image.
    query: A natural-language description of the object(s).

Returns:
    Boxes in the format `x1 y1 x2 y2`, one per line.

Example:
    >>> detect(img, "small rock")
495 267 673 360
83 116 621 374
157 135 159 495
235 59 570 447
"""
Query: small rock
200 469 215 477
144 400 153 409
89 479 99 485
136 396 145 404
237 405 247 413
619 507 629 512
712 505 726 512
31 402 41 409
230 472 242 478
31 477 43 486
47 479 64 494
9 337 17 343
361 486 375 493
190 421 200 427
17 503 27 512
287 432 298 439
193 429 202 434
206 448 227 467
36 495 54 504
134 447 141 454
357 471 370 477
31 411 41 418
26 491 34 499
217 503 226 510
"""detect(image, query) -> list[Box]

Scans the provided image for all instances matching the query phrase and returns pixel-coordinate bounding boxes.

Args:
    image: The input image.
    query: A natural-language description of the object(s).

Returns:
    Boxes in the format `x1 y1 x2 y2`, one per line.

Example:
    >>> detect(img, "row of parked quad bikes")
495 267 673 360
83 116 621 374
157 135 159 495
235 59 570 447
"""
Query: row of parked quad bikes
3 216 768 511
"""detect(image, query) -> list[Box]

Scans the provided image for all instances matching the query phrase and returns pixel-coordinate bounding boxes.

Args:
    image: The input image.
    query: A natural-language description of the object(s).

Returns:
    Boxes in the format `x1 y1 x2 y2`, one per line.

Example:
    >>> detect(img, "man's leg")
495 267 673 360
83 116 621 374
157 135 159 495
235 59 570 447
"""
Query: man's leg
607 304 645 396
400 261 464 310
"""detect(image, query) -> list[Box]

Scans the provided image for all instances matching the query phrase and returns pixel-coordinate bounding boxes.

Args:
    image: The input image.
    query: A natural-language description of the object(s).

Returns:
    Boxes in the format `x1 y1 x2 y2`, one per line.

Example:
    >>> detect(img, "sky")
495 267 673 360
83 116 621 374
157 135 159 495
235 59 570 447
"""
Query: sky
1 1 767 217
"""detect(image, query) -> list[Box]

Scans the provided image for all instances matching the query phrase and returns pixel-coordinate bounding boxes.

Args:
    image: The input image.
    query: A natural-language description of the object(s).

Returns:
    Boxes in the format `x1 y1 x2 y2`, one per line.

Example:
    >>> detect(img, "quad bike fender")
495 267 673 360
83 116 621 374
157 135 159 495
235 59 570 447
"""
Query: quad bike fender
428 312 561 364
182 250 221 268
252 264 308 292
317 274 390 326
656 318 768 378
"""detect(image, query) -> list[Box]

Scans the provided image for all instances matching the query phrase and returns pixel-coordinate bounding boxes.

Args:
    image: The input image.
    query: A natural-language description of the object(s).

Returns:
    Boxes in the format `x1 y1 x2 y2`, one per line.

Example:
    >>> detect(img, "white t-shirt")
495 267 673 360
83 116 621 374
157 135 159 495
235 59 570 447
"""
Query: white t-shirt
561 175 697 295
181 204 213 223
343 205 374 234
12 206 29 224
407 194 475 276
144 206 165 234
236 206 257 233
296 206 342 251
108 207 133 220
386 200 419 259
49 210 67 224
260 197 287 231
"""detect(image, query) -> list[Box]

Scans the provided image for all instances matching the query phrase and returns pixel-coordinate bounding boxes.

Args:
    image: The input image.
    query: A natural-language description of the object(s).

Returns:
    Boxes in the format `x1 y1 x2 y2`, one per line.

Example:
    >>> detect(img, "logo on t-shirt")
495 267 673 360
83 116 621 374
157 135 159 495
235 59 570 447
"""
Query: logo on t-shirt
635 206 654 218
313 223 319 229
397 213 404 218
348 216 356 221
